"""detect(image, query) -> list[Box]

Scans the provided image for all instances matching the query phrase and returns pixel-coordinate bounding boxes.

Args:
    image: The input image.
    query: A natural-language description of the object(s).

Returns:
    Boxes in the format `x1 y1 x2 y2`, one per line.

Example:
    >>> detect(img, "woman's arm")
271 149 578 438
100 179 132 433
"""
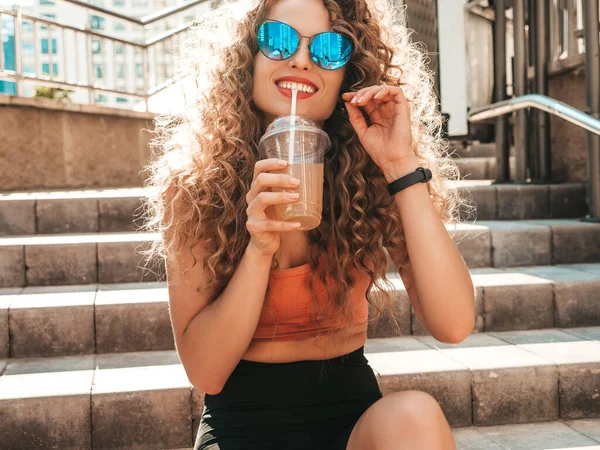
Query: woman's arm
382 159 475 344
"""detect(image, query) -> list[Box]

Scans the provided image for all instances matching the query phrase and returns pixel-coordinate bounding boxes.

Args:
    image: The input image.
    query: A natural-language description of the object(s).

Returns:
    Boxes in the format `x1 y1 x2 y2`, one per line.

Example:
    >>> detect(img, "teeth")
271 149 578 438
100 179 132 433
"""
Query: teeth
276 81 316 93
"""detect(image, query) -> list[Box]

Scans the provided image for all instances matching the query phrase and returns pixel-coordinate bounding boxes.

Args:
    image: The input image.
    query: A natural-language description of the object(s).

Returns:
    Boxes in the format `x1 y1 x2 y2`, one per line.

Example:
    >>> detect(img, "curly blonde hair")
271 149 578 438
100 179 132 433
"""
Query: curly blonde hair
139 0 473 350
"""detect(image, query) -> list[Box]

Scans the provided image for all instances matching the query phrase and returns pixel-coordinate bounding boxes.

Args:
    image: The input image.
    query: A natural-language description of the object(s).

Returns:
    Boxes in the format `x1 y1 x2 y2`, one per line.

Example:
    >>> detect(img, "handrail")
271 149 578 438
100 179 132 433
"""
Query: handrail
13 9 192 48
55 0 209 26
468 94 600 136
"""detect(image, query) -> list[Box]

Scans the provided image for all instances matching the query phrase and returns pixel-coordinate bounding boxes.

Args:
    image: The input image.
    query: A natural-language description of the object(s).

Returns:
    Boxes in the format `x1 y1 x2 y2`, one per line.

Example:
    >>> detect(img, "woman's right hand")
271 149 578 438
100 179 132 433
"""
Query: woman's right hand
246 158 302 256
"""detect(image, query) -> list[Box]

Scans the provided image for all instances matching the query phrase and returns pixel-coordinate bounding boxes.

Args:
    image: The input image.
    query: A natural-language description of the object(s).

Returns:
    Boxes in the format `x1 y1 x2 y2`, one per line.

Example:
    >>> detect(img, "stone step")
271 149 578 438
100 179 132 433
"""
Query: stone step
449 141 516 159
1 326 599 449
0 219 599 288
449 180 587 221
1 264 598 360
455 155 517 180
0 181 588 236
452 419 600 449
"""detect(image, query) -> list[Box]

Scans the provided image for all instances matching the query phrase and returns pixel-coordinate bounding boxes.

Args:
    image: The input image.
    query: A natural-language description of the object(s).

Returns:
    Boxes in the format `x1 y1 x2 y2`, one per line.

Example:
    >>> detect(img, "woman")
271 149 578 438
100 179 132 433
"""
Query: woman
141 0 475 448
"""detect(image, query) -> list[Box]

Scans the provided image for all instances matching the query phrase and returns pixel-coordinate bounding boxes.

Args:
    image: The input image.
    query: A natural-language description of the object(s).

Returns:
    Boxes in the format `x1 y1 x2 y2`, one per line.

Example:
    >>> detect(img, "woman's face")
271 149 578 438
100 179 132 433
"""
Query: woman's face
252 0 347 129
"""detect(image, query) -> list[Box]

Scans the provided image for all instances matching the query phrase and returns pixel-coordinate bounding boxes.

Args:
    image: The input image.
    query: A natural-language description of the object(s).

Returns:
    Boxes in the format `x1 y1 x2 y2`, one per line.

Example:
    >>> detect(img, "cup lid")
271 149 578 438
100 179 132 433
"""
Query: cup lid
259 115 330 145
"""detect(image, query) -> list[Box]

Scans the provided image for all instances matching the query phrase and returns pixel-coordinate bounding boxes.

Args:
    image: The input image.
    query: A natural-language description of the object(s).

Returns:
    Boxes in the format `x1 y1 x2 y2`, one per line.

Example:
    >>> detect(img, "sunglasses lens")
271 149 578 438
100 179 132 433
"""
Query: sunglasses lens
257 21 353 70
257 21 299 60
310 32 353 70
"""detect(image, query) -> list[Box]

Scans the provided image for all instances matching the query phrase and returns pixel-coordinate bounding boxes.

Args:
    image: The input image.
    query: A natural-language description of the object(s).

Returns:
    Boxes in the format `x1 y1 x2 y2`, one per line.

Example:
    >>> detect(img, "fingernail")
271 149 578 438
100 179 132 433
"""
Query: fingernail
351 97 358 104
374 92 381 99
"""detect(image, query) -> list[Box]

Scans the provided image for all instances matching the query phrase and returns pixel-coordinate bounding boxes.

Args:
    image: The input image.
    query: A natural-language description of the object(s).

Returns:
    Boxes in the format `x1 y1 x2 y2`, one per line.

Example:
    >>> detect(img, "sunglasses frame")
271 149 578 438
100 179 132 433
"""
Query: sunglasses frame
256 18 354 70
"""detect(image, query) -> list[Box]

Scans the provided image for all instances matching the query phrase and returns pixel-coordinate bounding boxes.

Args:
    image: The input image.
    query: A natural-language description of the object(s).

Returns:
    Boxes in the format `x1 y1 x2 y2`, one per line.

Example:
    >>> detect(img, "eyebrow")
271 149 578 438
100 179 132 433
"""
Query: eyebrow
262 18 331 37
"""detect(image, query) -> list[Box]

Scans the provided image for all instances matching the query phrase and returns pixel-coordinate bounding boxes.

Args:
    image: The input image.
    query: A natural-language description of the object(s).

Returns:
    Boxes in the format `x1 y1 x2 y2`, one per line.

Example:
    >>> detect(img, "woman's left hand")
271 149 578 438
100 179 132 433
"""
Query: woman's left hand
341 84 416 174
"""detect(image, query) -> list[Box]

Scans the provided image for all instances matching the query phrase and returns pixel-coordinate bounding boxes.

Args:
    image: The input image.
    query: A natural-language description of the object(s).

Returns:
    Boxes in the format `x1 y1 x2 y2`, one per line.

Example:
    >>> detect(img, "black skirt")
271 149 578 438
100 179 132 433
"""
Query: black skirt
195 345 383 450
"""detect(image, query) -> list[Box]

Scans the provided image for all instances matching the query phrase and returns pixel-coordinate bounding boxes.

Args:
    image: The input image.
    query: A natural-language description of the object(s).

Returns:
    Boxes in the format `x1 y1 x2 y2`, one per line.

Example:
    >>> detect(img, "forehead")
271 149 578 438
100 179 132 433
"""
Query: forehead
266 0 332 35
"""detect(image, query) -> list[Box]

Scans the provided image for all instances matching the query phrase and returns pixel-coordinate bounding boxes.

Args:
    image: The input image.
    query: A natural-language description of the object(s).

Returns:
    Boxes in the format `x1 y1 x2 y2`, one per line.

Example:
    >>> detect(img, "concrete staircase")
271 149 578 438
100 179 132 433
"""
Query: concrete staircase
1 141 599 449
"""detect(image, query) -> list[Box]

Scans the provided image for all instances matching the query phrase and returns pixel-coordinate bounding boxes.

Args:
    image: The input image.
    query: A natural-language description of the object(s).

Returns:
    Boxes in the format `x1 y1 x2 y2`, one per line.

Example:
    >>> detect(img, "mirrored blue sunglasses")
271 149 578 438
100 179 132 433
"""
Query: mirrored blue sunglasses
257 19 354 70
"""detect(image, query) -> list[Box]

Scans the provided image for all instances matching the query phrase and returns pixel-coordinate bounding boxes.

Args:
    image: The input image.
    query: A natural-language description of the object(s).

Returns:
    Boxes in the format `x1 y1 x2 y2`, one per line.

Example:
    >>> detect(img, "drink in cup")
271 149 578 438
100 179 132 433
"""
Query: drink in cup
257 114 331 231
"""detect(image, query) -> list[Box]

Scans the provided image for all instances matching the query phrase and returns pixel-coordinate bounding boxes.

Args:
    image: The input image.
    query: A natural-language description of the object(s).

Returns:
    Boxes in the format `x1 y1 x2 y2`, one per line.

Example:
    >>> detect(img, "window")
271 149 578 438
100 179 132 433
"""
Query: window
115 44 123 54
94 64 103 79
22 21 34 32
116 63 124 78
40 13 56 31
116 97 128 103
90 15 105 31
135 62 143 78
95 94 108 103
131 0 147 6
41 39 58 54
113 0 125 5
40 0 55 5
92 39 101 54
113 22 126 31
42 63 59 76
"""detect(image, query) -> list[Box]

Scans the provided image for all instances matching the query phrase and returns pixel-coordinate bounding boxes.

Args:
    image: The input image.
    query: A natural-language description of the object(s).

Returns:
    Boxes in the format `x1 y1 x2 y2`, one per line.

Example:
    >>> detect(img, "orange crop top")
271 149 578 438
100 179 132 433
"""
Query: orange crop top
251 246 371 342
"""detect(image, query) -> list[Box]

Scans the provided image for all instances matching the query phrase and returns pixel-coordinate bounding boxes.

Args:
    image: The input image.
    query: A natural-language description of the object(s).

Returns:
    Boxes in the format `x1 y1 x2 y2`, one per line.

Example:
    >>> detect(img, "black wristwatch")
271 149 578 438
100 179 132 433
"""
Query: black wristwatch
387 167 432 196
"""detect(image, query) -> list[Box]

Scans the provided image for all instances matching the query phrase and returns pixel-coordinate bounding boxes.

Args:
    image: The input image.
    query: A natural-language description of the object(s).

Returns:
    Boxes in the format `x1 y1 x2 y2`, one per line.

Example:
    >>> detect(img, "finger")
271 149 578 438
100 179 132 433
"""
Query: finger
354 85 391 106
341 85 382 104
361 100 381 121
345 101 369 138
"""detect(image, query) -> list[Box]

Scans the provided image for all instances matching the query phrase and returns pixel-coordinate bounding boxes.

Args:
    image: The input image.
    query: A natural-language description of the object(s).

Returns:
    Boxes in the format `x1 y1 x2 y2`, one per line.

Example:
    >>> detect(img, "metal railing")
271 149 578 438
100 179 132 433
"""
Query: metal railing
466 0 590 76
0 0 211 110
468 0 600 222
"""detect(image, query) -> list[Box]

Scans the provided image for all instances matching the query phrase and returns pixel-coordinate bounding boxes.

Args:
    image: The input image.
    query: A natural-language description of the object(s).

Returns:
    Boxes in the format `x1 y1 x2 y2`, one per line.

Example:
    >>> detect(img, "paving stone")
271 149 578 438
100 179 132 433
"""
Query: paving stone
37 198 99 233
438 344 558 425
496 184 549 220
0 354 95 449
91 350 191 450
0 245 24 288
0 288 21 359
451 425 507 449
474 419 600 449
0 199 35 235
517 340 600 420
99 196 145 232
26 243 97 286
95 283 173 353
9 285 96 358
478 221 552 267
507 265 600 328
550 183 588 218
543 220 600 264
476 271 554 331
563 417 600 442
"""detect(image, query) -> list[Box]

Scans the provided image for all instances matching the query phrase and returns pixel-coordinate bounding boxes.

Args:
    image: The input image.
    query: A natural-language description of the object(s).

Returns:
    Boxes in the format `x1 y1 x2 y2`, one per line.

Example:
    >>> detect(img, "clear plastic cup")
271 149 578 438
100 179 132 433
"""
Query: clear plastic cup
258 115 331 231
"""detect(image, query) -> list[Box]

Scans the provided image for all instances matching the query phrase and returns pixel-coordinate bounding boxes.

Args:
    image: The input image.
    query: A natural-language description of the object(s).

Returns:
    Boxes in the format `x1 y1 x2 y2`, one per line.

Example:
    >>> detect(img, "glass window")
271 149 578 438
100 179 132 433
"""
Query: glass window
94 64 103 79
113 22 126 31
90 15 105 31
40 0 55 5
95 94 107 102
116 97 128 103
115 44 123 54
135 62 143 78
116 63 124 78
41 39 58 54
40 13 56 31
113 0 125 5
92 39 101 54
42 63 59 76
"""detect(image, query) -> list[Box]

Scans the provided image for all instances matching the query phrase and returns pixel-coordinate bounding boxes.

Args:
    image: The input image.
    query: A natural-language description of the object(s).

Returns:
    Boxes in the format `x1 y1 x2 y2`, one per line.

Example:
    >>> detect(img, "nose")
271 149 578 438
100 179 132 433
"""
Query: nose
288 36 313 71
